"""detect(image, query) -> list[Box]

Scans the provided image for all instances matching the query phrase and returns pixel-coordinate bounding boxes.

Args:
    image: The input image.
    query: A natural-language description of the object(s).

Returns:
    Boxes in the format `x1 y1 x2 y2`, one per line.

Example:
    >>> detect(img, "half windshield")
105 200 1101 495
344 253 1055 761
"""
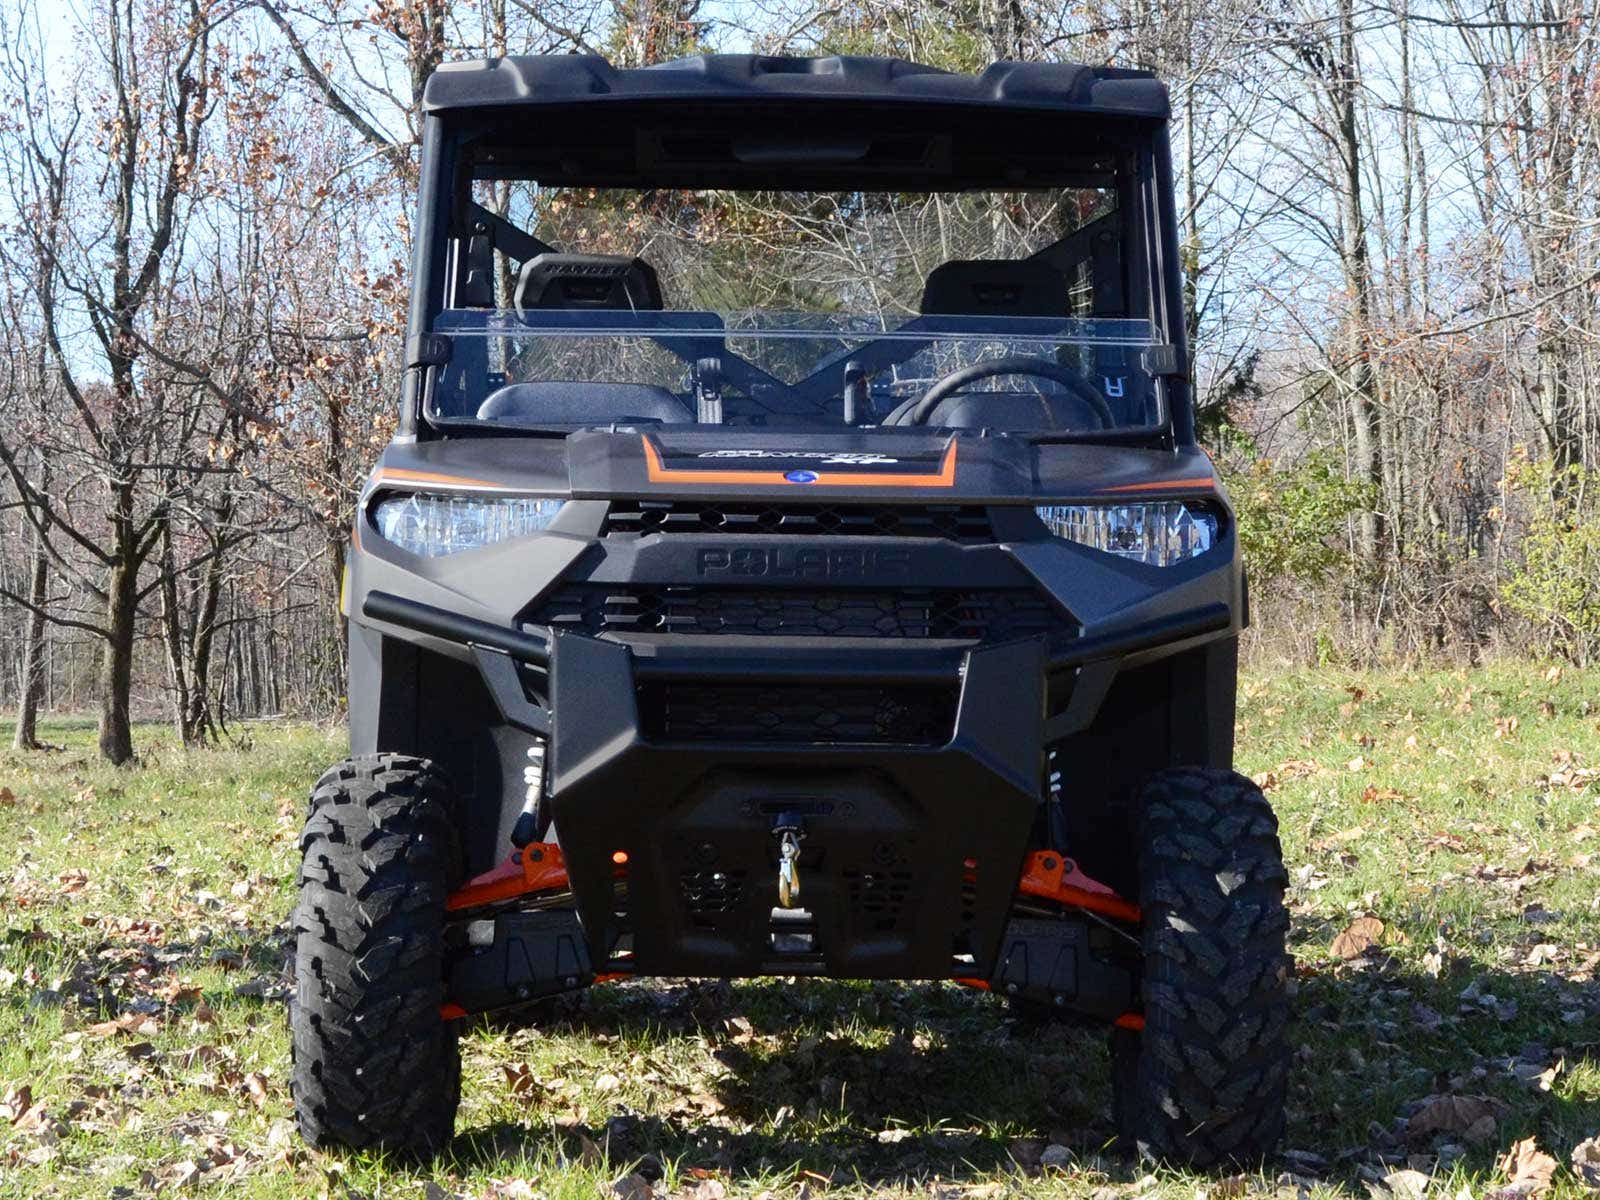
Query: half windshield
427 309 1163 433
426 174 1168 434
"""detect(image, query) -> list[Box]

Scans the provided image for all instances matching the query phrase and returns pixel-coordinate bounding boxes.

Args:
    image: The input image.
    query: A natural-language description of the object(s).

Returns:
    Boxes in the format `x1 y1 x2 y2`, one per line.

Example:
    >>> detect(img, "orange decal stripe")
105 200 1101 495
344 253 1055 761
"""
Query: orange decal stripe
371 466 505 490
643 438 958 488
1096 475 1215 495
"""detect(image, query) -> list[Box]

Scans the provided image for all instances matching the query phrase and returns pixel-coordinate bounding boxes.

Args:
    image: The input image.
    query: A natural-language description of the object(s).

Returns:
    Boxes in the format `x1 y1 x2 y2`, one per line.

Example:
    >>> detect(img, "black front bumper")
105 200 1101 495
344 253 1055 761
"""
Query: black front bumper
362 590 1226 980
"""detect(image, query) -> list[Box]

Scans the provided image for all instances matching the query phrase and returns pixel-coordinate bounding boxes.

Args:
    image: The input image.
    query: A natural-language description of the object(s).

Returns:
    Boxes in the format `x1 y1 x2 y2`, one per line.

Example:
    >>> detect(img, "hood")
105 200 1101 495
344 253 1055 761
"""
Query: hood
373 429 1218 505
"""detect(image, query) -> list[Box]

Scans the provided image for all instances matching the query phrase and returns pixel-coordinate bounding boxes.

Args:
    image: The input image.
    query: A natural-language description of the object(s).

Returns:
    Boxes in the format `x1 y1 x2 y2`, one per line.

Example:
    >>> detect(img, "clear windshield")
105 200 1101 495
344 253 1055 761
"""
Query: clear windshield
427 179 1165 434
427 309 1162 433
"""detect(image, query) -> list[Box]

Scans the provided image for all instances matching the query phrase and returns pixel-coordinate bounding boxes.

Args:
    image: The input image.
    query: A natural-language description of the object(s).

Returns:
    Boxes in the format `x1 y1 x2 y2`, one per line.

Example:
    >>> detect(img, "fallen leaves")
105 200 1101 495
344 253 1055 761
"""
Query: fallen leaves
1508 1055 1562 1092
83 1012 162 1039
242 1071 271 1109
0 1083 34 1124
1405 1094 1504 1144
1332 915 1387 959
1572 1135 1600 1191
6 679 1600 1197
1253 757 1321 791
1496 1136 1560 1197
501 1062 545 1100
1380 1168 1432 1200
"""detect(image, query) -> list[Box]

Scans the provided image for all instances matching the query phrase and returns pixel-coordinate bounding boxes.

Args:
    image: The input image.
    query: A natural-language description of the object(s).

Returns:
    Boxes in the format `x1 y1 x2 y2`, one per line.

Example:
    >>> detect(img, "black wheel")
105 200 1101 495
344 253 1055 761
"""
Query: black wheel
1112 767 1290 1166
289 754 463 1157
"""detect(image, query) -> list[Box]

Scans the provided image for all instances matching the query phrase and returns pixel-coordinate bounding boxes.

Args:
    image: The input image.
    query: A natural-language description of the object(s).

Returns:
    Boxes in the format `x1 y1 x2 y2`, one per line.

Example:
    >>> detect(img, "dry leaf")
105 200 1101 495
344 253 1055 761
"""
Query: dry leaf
0 1085 33 1124
575 1130 604 1166
1383 1169 1431 1200
1511 1057 1562 1090
1498 1136 1559 1196
1332 916 1386 959
1407 1095 1502 1143
610 1171 654 1198
502 1063 543 1099
243 1072 270 1108
1571 1136 1600 1191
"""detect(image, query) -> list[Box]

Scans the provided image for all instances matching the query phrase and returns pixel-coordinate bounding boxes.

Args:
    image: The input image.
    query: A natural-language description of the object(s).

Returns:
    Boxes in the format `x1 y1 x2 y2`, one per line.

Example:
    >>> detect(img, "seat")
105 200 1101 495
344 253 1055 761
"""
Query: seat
919 259 1067 317
476 381 693 424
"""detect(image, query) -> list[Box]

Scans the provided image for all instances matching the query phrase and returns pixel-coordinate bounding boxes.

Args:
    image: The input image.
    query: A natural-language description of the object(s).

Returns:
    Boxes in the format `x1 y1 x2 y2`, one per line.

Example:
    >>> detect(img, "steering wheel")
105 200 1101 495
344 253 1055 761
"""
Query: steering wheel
903 355 1116 429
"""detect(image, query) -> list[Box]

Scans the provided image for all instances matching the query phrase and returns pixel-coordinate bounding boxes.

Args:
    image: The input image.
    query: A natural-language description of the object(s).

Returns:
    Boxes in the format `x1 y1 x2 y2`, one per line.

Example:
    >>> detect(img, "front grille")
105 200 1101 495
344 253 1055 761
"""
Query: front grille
639 680 958 745
680 869 746 915
604 500 993 542
845 869 914 932
530 584 1068 641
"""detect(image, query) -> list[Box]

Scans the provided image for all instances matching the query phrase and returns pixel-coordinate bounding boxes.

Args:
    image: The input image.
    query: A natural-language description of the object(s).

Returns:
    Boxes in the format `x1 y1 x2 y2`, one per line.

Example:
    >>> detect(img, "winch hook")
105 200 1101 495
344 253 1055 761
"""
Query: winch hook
772 815 805 909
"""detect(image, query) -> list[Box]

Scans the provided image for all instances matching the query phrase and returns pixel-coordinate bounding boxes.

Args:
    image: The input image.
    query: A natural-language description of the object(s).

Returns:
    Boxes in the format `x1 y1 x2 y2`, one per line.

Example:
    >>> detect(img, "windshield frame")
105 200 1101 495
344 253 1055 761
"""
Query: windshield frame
401 100 1190 446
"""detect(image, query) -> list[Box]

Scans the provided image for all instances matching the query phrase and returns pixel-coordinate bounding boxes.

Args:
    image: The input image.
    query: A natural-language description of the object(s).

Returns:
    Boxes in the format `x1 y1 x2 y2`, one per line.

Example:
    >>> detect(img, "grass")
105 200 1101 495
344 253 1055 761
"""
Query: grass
0 664 1596 1198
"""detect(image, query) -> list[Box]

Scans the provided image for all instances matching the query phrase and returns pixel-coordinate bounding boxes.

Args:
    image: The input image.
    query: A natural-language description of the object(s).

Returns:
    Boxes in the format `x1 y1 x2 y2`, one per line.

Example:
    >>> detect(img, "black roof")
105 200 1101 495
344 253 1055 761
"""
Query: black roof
422 54 1168 119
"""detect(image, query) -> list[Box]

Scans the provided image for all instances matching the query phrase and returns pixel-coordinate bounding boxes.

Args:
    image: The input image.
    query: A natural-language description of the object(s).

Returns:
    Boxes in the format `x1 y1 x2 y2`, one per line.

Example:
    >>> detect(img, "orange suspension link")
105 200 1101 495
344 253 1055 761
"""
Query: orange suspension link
446 842 571 911
1016 851 1142 924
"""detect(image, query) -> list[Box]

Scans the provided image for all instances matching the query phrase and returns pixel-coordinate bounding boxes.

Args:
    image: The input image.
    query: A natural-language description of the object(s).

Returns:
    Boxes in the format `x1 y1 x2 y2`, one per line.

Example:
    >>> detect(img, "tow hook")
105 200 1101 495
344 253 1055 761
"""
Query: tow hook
772 813 806 908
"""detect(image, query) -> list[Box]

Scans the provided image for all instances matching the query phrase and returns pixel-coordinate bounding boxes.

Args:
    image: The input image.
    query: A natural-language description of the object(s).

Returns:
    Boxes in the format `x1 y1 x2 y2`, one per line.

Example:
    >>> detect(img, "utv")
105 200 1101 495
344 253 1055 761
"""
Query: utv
291 53 1290 1166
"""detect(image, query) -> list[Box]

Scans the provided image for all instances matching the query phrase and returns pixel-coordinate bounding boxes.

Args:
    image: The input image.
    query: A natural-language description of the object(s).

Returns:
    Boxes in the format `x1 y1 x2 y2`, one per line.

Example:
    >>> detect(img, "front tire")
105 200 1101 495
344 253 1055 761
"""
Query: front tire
1112 767 1291 1166
289 755 463 1157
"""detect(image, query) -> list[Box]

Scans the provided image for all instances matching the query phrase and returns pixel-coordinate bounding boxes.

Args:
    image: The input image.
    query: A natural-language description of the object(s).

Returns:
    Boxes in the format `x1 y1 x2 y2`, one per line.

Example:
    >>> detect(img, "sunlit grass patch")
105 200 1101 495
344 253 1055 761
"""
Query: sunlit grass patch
0 666 1596 1198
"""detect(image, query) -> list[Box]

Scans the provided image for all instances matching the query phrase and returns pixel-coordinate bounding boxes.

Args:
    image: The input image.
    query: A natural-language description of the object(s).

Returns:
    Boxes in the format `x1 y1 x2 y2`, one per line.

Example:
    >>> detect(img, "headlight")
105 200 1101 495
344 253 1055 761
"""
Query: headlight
1036 502 1217 566
372 492 564 557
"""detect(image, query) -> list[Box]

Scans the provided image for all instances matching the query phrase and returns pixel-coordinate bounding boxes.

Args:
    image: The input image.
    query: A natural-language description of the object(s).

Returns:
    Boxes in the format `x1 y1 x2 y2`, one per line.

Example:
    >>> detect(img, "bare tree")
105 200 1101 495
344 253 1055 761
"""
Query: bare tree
0 0 224 762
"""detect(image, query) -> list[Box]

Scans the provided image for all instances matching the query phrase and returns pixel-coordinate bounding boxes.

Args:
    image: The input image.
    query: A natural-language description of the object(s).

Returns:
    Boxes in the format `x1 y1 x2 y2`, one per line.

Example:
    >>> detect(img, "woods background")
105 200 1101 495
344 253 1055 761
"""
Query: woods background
0 0 1597 763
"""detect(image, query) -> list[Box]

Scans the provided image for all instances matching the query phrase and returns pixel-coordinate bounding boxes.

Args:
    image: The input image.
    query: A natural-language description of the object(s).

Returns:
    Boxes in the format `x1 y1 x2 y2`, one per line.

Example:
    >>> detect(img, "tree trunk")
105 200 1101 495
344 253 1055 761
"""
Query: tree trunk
11 529 49 750
158 522 197 744
184 525 229 744
1334 0 1382 562
98 556 138 765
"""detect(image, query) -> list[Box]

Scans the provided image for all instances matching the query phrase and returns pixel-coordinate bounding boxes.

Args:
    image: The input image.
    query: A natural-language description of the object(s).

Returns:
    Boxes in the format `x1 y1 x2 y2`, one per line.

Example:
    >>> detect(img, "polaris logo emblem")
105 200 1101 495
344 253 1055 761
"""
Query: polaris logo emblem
696 450 901 465
698 547 912 579
785 469 818 484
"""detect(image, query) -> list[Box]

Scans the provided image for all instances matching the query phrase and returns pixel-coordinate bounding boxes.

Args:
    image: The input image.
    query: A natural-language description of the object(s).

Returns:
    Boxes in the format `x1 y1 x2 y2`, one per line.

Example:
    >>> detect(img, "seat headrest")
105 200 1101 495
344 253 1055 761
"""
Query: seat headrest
919 259 1067 317
515 253 664 313
476 381 691 424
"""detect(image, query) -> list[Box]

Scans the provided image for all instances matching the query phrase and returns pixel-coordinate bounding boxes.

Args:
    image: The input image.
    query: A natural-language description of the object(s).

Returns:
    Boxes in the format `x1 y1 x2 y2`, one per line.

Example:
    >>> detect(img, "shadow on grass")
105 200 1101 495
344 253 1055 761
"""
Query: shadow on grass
446 960 1600 1188
0 918 293 1023
451 978 1115 1184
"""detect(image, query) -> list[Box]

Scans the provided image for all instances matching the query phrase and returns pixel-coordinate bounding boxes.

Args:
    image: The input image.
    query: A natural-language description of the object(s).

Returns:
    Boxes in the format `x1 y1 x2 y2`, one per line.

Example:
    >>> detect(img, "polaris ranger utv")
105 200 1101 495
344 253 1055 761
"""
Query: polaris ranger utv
291 52 1290 1165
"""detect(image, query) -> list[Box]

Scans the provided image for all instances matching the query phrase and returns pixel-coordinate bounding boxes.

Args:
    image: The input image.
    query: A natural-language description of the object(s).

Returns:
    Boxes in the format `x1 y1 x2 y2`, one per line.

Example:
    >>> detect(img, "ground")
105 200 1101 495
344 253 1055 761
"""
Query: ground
0 665 1597 1200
